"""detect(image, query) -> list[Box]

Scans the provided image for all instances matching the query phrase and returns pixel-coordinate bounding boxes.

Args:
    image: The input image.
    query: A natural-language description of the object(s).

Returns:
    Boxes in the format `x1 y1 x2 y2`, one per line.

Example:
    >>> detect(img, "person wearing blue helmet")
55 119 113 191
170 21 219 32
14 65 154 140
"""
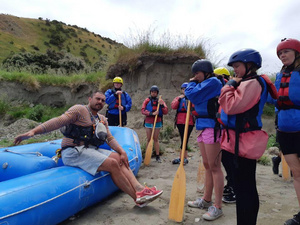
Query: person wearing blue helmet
171 82 195 165
186 59 224 221
218 49 278 225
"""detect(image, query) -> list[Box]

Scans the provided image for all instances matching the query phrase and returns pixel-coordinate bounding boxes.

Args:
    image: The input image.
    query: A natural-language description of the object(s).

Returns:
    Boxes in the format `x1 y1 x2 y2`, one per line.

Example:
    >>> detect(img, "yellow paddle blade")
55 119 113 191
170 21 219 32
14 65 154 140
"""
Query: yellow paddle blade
144 139 154 166
168 164 186 222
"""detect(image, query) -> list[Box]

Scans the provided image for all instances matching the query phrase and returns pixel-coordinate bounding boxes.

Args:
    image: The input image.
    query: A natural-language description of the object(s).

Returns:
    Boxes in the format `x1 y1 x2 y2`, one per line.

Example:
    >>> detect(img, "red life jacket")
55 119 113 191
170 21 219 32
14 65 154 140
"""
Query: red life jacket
277 71 297 109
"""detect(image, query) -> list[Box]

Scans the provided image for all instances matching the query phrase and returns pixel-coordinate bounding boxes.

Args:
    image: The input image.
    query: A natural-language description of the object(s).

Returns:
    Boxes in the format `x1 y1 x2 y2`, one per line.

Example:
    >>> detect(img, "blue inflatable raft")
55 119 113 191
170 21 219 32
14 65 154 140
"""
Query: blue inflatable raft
0 126 142 225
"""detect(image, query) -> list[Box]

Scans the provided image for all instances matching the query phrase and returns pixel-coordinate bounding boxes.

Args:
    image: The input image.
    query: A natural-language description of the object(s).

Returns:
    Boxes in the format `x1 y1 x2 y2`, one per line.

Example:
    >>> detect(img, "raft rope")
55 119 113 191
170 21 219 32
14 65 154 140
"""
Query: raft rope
0 156 138 220
3 149 42 156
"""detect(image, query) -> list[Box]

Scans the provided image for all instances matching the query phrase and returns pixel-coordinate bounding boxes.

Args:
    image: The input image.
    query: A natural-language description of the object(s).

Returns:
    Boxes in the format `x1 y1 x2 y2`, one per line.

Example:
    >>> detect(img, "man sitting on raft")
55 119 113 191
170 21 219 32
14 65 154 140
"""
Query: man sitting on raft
14 91 163 207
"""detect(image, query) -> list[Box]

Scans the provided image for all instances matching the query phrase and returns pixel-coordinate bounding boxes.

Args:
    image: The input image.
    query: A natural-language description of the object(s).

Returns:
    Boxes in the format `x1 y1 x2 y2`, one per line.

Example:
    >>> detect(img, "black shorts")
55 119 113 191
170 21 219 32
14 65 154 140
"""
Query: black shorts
277 130 300 156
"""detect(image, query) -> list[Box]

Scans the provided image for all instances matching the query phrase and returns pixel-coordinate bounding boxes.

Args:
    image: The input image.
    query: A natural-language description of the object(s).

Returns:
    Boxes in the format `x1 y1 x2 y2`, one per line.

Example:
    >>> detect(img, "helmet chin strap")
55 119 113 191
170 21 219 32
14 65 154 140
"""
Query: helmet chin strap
242 63 254 79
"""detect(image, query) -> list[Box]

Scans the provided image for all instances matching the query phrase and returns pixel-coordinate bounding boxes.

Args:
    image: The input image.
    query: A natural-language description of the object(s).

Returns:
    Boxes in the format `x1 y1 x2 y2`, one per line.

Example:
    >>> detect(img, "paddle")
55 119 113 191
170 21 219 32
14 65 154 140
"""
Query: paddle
168 100 191 222
144 95 162 166
281 153 291 181
196 156 205 193
118 94 122 127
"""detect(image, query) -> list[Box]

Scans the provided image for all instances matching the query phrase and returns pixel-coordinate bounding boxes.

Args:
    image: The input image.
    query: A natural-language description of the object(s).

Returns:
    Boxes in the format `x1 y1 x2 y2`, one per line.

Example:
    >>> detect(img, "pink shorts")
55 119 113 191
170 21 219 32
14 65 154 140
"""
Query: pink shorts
197 128 221 144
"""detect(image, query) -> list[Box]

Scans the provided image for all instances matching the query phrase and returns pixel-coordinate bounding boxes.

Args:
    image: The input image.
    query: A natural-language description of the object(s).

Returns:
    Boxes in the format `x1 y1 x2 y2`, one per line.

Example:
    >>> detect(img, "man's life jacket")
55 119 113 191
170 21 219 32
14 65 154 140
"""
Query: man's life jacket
60 113 107 147
145 97 163 117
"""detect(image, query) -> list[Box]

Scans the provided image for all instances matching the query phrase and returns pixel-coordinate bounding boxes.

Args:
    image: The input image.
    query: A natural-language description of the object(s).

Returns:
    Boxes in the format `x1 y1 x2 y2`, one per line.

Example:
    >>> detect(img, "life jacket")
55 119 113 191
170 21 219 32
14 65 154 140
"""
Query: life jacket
177 98 187 113
174 97 195 127
108 89 127 110
219 74 270 167
276 68 300 110
60 108 107 147
219 75 268 132
145 97 163 117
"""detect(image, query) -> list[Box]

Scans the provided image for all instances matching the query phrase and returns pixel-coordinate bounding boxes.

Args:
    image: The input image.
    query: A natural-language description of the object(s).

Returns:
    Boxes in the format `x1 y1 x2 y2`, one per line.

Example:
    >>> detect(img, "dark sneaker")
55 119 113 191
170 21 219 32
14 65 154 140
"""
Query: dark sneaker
222 194 236 203
156 155 162 163
272 156 281 174
284 212 300 225
172 158 180 164
223 185 233 196
183 158 189 165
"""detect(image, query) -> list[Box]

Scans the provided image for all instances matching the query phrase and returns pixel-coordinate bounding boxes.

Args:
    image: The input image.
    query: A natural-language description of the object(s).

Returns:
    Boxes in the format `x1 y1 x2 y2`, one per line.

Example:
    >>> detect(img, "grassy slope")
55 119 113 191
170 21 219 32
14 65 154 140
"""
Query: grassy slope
0 14 122 65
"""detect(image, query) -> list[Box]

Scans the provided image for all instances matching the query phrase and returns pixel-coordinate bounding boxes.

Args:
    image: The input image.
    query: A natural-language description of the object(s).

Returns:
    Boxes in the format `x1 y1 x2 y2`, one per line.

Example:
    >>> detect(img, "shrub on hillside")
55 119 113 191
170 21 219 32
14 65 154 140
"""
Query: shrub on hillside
2 50 89 75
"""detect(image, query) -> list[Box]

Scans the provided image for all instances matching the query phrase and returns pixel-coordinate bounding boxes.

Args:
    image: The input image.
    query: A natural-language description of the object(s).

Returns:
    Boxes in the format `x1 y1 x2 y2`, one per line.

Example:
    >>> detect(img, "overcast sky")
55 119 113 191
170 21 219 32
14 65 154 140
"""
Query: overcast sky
1 0 300 75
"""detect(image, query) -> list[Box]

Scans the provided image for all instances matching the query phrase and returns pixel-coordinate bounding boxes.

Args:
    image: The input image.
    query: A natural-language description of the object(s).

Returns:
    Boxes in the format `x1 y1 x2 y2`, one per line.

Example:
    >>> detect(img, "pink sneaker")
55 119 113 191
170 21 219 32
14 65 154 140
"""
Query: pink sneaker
136 187 163 204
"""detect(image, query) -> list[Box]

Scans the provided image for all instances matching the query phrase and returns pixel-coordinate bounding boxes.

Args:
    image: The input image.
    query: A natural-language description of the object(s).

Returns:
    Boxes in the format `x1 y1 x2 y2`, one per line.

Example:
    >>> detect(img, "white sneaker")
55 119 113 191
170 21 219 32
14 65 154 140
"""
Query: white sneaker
202 205 223 221
187 198 212 209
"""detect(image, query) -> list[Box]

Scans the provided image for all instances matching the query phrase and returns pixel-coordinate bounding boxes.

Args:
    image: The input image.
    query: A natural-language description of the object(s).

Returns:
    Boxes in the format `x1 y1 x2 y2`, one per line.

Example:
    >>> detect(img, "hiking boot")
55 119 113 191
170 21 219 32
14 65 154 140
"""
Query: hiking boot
222 193 236 203
272 156 281 174
223 185 233 196
187 198 212 209
136 187 163 204
156 155 162 163
172 158 180 164
284 212 300 225
202 205 223 221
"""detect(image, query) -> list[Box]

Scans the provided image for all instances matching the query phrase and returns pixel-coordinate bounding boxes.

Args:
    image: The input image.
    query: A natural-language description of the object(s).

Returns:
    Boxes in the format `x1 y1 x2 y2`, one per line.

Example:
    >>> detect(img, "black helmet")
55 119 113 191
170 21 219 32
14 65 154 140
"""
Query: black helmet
228 48 262 69
191 59 214 74
150 85 159 94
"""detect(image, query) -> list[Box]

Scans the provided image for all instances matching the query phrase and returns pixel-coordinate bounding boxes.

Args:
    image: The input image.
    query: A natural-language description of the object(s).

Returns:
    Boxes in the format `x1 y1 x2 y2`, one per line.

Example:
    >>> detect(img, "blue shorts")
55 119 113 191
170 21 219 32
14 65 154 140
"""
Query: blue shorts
145 121 162 128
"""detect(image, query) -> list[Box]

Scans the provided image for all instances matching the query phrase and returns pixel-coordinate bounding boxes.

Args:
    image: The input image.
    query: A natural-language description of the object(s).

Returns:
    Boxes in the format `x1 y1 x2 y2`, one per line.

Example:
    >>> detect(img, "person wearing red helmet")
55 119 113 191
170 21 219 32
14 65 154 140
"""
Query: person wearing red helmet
275 38 300 225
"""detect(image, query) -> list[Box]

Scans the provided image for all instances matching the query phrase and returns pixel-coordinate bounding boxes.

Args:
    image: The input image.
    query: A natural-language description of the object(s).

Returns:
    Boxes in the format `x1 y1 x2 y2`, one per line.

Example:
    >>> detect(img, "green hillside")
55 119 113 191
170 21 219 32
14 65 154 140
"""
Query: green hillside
0 14 123 68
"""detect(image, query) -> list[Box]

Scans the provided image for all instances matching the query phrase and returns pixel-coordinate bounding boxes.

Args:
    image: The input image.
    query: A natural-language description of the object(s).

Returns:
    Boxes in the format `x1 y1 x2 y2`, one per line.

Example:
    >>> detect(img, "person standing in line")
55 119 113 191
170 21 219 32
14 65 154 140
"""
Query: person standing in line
171 82 195 165
218 48 278 225
186 59 224 221
14 91 163 208
274 38 300 225
214 67 236 204
141 85 168 163
105 77 132 126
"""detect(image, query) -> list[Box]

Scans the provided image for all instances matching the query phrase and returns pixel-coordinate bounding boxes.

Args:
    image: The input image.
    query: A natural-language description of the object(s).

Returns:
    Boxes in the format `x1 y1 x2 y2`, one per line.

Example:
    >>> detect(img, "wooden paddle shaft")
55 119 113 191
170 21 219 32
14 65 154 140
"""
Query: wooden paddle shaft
118 94 122 127
144 95 162 165
150 95 162 141
179 100 191 165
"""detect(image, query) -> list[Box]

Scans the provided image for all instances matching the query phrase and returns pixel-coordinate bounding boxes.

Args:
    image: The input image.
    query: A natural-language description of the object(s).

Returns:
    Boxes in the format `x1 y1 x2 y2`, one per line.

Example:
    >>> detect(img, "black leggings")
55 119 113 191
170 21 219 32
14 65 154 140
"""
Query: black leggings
223 150 259 225
176 124 194 149
221 149 235 189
